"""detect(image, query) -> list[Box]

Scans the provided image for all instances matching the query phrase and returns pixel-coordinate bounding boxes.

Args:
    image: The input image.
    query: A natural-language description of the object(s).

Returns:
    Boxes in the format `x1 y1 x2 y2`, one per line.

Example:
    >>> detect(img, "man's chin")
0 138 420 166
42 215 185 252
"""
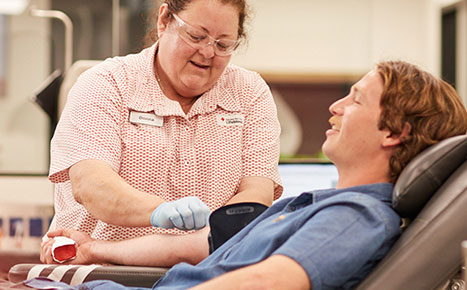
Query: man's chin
321 142 335 162
321 144 330 159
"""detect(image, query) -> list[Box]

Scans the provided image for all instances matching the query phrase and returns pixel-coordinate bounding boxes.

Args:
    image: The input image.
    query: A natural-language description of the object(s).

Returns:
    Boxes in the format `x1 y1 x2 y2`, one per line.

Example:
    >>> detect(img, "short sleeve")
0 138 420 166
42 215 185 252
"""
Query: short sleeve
242 75 283 199
273 199 397 290
49 67 124 183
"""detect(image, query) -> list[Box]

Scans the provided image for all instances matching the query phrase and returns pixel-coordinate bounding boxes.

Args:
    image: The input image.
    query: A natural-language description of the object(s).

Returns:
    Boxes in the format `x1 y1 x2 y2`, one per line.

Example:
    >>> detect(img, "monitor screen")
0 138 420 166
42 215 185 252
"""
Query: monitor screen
277 162 338 201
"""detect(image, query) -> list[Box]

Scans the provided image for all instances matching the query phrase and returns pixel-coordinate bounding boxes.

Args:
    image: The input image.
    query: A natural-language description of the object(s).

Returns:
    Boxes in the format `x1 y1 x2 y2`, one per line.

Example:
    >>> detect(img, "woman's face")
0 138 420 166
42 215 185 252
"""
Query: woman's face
157 0 240 98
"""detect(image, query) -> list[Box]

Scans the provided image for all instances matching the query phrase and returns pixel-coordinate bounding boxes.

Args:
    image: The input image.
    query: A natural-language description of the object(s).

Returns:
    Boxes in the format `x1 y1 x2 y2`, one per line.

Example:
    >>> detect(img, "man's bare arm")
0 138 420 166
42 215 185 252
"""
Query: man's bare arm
92 229 210 266
41 228 210 267
189 255 310 290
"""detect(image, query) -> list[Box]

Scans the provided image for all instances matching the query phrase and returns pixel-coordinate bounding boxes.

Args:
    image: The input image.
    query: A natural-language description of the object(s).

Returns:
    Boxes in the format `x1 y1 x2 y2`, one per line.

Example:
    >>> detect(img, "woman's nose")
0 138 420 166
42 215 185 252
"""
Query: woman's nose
198 43 216 58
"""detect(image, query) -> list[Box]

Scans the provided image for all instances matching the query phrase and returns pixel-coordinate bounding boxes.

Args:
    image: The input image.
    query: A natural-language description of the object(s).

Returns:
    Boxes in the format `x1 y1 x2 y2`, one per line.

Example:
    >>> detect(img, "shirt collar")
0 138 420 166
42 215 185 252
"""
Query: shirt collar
127 42 165 113
188 77 241 116
293 183 394 206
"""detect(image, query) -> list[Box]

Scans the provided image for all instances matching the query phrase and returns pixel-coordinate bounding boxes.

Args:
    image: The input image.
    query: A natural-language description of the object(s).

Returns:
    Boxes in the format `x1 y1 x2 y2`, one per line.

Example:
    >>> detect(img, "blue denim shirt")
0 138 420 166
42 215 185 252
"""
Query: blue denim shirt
26 183 401 290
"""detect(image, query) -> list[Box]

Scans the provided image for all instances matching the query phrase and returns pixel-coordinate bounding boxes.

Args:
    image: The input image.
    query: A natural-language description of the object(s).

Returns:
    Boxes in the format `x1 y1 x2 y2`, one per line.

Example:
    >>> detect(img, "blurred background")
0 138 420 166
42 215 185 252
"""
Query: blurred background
0 0 465 251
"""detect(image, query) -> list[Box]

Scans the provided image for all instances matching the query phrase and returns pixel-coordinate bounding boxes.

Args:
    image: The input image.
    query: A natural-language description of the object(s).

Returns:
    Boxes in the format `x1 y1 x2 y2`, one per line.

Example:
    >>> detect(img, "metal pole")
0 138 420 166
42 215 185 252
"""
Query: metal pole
30 6 73 74
112 0 120 56
463 240 467 284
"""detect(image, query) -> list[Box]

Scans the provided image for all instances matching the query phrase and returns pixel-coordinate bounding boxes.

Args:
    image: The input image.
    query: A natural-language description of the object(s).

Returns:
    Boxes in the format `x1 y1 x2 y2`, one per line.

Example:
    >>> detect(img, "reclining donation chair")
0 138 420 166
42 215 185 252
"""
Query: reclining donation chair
8 134 467 289
356 134 467 290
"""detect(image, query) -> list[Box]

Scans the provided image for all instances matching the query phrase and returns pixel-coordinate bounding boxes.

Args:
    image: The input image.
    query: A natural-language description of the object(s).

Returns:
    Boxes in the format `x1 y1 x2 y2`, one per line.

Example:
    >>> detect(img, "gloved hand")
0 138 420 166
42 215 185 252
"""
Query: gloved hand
150 196 211 230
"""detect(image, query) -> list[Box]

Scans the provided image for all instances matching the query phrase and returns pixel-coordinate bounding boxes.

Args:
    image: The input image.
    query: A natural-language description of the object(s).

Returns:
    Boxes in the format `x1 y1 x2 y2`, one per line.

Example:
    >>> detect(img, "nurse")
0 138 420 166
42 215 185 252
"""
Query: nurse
45 0 282 266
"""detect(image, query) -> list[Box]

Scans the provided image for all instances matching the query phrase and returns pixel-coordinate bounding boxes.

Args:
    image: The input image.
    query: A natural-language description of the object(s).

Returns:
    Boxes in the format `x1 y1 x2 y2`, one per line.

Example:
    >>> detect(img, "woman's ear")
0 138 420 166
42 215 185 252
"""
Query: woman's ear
157 4 171 38
382 122 412 148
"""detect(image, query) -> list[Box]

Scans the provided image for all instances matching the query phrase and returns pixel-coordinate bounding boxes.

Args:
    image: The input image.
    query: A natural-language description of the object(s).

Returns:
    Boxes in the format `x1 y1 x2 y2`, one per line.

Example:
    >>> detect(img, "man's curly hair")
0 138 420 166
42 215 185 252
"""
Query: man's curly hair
377 61 467 183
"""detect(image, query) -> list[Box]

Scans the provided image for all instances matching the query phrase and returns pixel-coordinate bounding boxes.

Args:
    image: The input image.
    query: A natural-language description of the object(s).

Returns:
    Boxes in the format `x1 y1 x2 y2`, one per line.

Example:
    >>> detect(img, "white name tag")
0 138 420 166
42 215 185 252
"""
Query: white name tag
129 111 164 127
217 114 244 126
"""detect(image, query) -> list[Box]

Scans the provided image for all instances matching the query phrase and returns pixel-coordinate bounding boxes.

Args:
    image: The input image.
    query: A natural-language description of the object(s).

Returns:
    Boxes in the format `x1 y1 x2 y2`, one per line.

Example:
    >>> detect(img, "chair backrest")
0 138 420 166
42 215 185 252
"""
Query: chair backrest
57 60 102 118
392 134 467 219
356 134 467 290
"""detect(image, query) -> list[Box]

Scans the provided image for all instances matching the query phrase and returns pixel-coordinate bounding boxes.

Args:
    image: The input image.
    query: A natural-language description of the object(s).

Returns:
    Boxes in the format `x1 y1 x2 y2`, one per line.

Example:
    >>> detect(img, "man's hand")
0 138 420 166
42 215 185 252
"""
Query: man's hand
151 196 211 230
40 229 95 265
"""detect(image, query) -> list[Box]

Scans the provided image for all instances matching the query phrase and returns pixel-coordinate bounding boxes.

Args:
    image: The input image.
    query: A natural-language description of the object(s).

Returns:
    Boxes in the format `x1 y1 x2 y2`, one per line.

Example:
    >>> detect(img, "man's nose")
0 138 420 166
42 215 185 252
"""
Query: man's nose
329 97 346 115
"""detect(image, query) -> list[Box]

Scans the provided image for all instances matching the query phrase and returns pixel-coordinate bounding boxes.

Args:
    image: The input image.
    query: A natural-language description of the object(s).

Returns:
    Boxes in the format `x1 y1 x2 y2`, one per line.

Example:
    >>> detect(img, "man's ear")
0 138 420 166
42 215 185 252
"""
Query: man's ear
157 4 170 38
382 122 412 148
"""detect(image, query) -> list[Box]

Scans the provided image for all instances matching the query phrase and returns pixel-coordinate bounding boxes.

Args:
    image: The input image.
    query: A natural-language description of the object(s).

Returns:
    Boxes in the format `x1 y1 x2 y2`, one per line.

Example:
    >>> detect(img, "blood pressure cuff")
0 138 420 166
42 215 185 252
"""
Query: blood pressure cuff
208 202 268 254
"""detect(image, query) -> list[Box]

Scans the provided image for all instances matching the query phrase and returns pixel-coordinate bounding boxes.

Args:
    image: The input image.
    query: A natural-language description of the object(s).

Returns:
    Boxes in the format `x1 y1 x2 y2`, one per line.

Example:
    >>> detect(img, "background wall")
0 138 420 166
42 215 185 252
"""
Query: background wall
232 0 439 76
230 0 464 93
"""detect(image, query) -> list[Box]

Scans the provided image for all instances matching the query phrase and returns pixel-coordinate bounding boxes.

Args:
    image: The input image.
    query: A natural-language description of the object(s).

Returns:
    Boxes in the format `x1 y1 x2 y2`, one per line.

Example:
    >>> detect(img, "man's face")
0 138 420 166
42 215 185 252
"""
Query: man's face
322 70 386 168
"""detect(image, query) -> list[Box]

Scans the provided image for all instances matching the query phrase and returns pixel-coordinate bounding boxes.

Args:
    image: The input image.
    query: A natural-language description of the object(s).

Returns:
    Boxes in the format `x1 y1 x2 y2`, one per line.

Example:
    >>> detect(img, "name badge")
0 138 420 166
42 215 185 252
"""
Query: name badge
217 114 244 127
129 111 164 127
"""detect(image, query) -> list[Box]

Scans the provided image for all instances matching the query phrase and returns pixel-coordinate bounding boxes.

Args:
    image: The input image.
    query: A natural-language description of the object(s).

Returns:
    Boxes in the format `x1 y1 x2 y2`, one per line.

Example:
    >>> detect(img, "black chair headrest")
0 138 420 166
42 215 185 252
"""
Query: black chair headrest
393 134 467 219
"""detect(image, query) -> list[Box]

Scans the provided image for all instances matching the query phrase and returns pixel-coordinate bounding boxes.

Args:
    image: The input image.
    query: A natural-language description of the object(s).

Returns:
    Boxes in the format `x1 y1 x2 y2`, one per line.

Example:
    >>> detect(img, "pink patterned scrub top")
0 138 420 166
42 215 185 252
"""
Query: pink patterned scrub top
49 43 282 240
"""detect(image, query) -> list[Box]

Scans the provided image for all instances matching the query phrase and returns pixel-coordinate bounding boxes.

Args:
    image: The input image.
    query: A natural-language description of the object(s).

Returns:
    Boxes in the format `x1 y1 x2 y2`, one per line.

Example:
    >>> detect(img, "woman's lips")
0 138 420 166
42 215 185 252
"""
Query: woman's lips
190 60 210 69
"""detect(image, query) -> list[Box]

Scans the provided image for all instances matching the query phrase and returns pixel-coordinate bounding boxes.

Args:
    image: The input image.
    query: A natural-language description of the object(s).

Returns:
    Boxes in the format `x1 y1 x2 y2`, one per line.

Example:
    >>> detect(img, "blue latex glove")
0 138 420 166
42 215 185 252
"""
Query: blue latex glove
150 196 211 230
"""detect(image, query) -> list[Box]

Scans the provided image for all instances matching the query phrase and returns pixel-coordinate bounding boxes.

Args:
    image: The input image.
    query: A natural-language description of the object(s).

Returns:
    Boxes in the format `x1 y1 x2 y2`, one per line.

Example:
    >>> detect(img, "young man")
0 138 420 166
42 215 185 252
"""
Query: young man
31 60 467 290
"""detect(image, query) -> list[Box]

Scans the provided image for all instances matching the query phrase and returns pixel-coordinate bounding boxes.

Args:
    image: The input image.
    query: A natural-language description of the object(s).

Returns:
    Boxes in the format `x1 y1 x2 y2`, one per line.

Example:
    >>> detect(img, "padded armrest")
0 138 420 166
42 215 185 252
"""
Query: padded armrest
8 264 168 288
0 250 40 280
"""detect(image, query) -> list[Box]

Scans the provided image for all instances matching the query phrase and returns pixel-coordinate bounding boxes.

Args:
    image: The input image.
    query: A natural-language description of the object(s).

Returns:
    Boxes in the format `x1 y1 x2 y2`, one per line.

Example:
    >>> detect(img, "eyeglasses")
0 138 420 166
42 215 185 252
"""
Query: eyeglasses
172 13 240 56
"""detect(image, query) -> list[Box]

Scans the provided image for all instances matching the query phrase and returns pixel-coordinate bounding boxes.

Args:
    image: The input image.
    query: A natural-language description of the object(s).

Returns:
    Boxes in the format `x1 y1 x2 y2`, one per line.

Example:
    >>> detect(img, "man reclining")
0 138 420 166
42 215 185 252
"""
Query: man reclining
31 60 467 290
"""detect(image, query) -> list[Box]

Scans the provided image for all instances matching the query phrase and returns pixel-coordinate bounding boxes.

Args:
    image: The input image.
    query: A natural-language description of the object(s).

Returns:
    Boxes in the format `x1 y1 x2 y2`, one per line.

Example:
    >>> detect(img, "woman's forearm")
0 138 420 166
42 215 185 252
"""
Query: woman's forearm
227 176 275 206
69 159 165 227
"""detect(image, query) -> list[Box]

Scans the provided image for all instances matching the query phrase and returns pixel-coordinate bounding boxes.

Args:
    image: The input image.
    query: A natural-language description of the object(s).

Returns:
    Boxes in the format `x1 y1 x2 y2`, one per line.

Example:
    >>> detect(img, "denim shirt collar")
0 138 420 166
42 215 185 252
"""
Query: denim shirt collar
289 183 394 208
313 183 394 203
